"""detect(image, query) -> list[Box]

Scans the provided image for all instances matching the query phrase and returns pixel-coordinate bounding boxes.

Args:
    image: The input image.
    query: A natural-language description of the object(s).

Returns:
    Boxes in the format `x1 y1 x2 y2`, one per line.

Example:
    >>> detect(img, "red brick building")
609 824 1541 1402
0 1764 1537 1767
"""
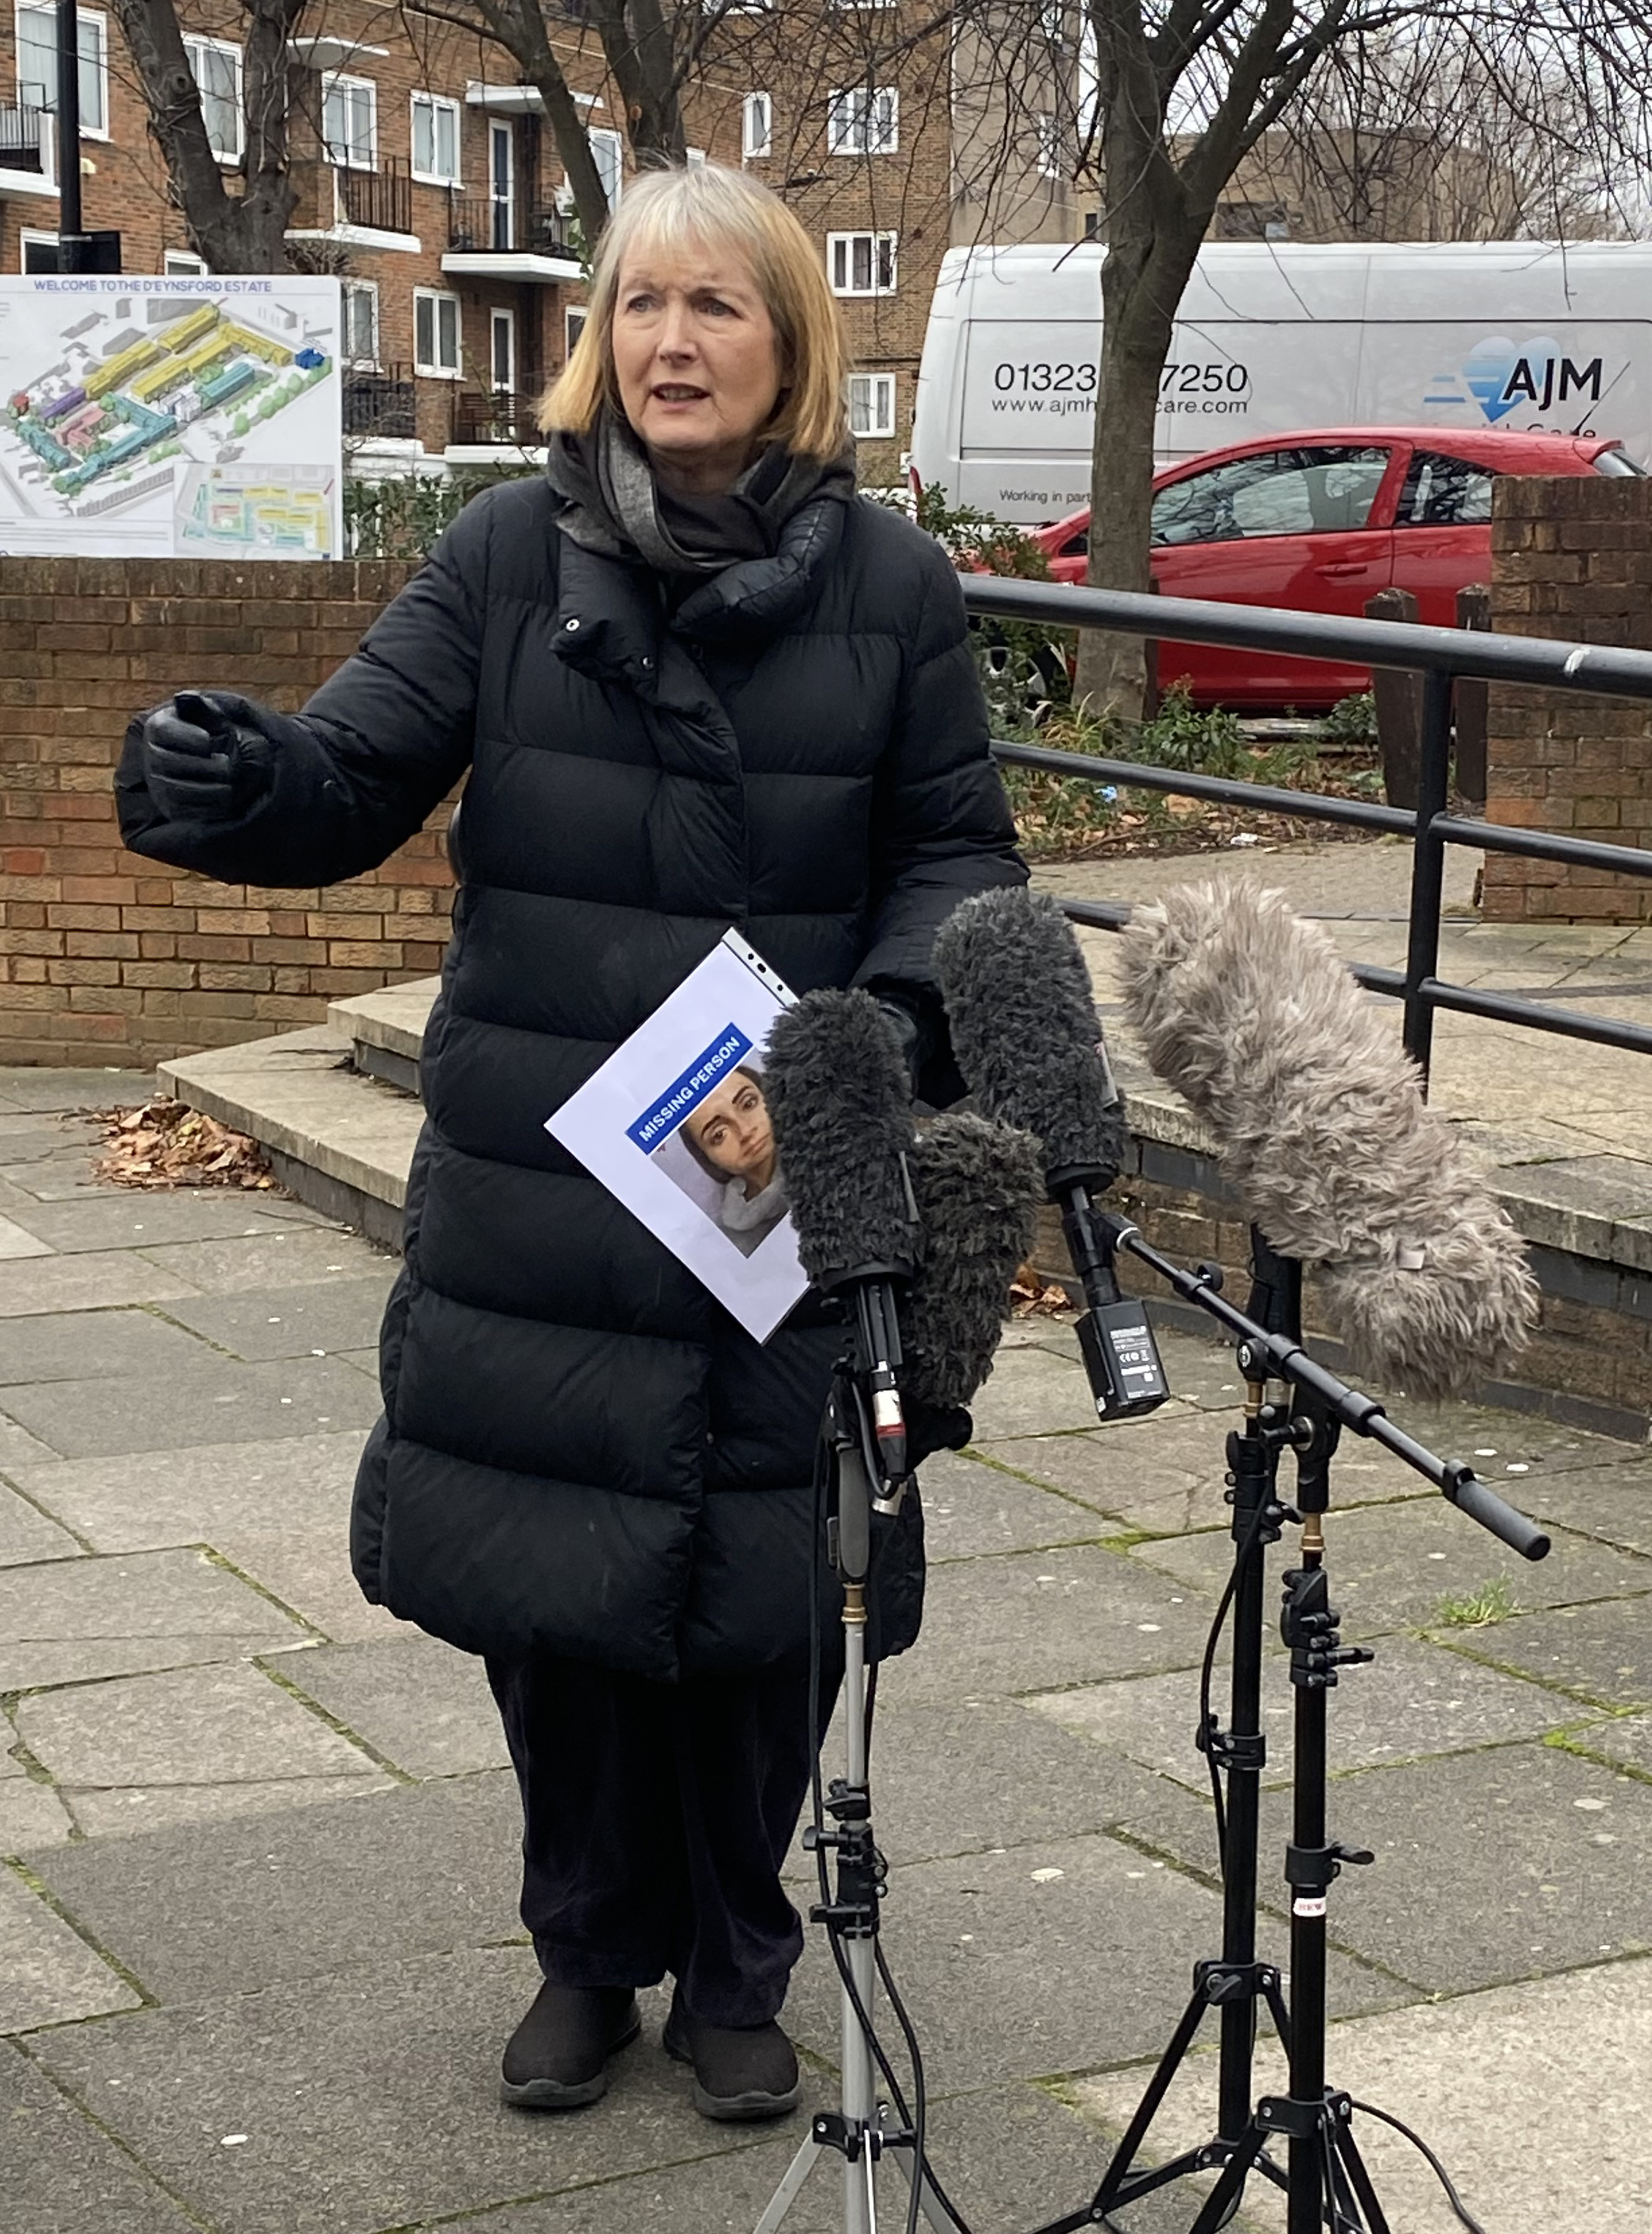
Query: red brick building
0 2 1084 487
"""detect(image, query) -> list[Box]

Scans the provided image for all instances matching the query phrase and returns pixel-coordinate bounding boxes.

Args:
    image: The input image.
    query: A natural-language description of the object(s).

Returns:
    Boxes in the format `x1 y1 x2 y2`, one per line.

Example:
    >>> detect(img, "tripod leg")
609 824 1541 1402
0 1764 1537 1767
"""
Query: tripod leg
752 2136 825 2234
1332 2125 1391 2234
1089 1985 1213 2211
883 2135 971 2234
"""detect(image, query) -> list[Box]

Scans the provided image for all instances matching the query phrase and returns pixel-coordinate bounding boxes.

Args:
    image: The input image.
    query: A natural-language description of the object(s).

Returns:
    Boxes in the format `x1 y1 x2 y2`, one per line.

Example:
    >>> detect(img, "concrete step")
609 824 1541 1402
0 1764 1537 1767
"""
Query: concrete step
328 978 437 1097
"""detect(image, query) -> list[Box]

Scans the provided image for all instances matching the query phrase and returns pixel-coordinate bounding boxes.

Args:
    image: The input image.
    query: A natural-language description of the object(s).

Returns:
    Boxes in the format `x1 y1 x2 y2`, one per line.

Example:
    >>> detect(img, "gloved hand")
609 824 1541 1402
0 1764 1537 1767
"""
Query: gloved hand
873 995 923 1092
137 691 275 824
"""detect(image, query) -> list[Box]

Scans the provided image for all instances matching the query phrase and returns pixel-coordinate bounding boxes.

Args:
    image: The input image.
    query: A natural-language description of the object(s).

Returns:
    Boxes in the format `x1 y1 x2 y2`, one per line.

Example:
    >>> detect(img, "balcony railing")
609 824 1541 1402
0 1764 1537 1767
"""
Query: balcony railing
337 153 413 236
451 387 543 448
0 102 45 173
344 363 417 441
446 194 580 262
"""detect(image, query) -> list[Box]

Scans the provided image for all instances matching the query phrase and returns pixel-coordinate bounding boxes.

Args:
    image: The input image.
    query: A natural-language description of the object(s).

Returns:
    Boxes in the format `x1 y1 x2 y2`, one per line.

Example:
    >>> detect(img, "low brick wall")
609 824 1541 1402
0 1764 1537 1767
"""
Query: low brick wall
1485 477 1652 924
0 557 452 1069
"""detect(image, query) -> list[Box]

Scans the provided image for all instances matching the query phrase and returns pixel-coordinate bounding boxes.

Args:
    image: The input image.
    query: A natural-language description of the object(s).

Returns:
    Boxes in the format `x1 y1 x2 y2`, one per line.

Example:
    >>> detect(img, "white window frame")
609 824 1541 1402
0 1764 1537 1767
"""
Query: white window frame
827 231 897 297
321 71 377 171
341 278 379 368
15 4 109 142
413 286 462 379
183 34 243 164
489 305 516 393
827 86 898 157
847 371 896 439
741 90 771 161
19 225 58 274
565 305 588 362
589 125 622 209
1035 113 1064 180
163 248 207 276
410 90 461 187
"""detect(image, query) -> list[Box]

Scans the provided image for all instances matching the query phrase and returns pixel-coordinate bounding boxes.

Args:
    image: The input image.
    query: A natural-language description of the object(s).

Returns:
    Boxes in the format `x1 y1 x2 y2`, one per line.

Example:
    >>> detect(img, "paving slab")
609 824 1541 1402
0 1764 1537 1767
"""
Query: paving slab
0 1250 202 1320
1570 1714 1652 1776
1519 1464 1652 1555
0 1353 384 1457
1439 1597 1652 1709
270 1634 507 1779
0 1482 79 1566
966 1346 1110 1438
5 1429 370 1552
0 1068 150 1114
25 1946 741 2234
467 2080 1248 2234
0 2041 200 2233
16 1660 390 1802
784 1829 1401 2094
0 1307 224 1388
1028 1632 1591 1790
0 1777 74 1853
0 1193 327 1256
0 1212 54 1259
135 1226 395 1294
1132 1502 1652 1639
0 1546 311 1690
156 1276 395 1363
0 1869 142 2034
806 1695 1189 1868
33 1772 523 2005
1099 1740 1652 1997
207 1529 409 1643
884 1543 1215 1709
917 1448 1109 1561
0 1405 60 1465
1073 1954 1652 2234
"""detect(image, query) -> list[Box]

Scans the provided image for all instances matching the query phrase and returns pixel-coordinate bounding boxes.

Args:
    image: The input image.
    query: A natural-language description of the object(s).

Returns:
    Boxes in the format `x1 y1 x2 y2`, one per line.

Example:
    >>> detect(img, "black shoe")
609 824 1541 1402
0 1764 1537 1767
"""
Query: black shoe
500 1981 640 2110
662 1988 801 2122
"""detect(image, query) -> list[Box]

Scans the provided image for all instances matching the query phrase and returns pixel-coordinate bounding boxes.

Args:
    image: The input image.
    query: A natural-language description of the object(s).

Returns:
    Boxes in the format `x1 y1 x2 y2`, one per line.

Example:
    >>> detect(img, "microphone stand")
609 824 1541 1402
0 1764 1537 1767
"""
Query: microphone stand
754 1277 968 2234
1025 1221 1549 2234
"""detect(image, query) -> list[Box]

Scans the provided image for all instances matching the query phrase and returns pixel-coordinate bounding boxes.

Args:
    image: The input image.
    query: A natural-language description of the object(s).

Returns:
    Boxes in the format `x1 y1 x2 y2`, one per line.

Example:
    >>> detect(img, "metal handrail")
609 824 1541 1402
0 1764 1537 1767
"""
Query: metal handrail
960 573 1652 1080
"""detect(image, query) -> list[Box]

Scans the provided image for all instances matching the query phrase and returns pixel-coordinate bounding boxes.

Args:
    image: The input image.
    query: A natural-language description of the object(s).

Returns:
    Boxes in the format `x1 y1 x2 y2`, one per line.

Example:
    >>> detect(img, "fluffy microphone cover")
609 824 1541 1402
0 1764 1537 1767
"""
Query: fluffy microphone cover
933 886 1128 1184
764 988 918 1287
900 1113 1044 1413
1118 881 1537 1402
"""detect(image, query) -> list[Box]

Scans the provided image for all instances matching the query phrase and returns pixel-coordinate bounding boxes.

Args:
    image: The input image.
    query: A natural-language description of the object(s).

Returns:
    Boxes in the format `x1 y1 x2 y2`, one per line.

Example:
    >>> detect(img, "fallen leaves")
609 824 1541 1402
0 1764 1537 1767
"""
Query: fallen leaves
94 1097 276 1191
1010 1263 1075 1318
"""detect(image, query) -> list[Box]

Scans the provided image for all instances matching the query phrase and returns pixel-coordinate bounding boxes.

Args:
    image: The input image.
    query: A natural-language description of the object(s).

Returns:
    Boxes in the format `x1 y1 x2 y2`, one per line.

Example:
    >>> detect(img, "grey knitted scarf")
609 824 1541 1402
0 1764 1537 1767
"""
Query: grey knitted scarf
546 408 855 576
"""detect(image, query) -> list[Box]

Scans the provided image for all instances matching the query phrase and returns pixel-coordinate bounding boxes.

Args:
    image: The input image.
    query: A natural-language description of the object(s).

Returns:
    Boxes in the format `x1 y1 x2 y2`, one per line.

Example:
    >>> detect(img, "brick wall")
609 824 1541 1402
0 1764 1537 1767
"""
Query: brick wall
0 555 454 1069
1484 475 1652 924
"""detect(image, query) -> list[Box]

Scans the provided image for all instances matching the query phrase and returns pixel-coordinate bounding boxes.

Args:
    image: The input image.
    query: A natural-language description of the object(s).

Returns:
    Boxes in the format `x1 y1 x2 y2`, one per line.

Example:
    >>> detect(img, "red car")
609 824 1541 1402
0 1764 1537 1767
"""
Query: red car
1030 427 1643 710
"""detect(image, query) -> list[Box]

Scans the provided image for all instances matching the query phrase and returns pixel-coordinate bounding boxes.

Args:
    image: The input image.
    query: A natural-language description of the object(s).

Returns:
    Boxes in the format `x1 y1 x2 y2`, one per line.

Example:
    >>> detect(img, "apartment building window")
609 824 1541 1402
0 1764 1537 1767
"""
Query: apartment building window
164 249 207 275
742 91 771 160
565 306 588 360
342 280 379 367
685 146 706 168
828 231 896 297
16 5 108 136
183 35 242 162
322 74 377 169
1035 114 1064 180
411 92 460 185
414 288 462 377
19 228 58 273
847 371 895 439
589 126 622 209
828 87 898 157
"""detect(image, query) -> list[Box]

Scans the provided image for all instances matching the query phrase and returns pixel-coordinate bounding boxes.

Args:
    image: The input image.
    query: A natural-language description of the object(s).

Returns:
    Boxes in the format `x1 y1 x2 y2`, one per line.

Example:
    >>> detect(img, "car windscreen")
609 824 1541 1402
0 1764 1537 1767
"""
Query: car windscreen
1594 449 1647 477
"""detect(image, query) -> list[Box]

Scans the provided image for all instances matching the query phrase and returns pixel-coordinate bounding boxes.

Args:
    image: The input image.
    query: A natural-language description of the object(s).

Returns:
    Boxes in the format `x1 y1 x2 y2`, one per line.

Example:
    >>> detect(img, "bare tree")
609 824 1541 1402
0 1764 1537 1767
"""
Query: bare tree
110 0 308 271
1071 0 1652 713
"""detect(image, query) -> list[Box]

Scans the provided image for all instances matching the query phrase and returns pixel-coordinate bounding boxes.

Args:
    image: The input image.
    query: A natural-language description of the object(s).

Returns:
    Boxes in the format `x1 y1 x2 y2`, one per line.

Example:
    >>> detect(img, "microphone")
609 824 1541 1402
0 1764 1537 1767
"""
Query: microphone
933 888 1170 1422
1117 880 1538 1402
764 989 920 1490
900 1112 1044 1416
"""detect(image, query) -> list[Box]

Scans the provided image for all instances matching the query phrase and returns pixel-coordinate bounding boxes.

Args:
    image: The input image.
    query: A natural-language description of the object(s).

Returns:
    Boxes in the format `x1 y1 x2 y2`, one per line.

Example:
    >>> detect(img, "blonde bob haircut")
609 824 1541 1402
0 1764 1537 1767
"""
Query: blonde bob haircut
538 163 850 463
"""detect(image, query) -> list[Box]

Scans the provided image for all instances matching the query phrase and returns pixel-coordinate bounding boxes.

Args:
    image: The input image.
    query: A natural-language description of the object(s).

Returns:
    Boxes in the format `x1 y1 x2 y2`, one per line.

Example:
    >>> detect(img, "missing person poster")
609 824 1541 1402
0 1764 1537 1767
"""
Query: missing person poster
546 933 808 1342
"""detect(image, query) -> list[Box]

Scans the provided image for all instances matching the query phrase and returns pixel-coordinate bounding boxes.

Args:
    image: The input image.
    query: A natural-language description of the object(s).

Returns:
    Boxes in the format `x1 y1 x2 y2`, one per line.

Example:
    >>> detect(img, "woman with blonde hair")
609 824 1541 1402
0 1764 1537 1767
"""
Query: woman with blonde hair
117 162 1024 2123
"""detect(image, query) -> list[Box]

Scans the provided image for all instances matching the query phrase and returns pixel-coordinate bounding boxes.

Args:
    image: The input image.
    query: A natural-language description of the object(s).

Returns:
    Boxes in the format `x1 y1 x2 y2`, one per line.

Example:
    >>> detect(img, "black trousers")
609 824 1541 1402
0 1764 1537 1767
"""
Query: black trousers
486 1652 836 2029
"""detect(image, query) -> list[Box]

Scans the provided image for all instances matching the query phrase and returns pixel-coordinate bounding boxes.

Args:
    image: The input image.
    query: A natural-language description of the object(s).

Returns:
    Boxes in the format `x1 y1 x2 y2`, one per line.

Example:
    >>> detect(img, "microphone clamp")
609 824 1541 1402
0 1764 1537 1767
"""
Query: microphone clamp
1059 1191 1171 1423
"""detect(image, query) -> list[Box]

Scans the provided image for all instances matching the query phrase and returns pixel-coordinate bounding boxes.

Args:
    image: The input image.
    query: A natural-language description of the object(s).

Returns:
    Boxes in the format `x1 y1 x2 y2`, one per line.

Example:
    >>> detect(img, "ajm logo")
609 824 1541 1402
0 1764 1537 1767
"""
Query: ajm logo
1460 335 1603 423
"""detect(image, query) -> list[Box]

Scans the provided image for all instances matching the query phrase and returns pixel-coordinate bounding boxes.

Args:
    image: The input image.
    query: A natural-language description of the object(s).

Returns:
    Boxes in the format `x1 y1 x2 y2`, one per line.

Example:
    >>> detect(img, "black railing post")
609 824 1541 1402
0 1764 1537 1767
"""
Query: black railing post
1400 667 1455 1087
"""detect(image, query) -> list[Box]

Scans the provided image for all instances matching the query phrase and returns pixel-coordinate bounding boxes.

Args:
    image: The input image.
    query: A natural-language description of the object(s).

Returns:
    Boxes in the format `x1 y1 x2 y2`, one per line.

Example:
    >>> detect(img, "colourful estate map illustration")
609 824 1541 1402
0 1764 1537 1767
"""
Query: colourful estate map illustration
0 278 342 557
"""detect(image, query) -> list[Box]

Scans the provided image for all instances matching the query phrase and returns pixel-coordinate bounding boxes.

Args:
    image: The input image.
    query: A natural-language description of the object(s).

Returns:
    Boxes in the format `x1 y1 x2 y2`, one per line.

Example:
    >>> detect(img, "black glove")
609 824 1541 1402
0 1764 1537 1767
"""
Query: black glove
872 994 923 1092
138 691 275 824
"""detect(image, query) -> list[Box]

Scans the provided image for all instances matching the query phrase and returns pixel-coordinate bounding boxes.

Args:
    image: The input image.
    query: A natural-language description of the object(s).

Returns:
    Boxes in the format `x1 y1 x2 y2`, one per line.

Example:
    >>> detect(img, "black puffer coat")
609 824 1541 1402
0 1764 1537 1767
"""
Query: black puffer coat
117 475 1025 1680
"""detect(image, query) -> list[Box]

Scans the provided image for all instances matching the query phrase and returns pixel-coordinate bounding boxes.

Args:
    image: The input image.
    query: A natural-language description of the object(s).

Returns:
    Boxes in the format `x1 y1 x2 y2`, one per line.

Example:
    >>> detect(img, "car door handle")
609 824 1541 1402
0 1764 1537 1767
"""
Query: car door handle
1316 561 1369 578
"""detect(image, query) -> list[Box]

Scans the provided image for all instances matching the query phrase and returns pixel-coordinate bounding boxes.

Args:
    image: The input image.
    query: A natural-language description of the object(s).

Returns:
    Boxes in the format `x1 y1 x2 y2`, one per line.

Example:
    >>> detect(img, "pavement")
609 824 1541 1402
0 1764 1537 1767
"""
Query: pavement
3 1028 1652 2233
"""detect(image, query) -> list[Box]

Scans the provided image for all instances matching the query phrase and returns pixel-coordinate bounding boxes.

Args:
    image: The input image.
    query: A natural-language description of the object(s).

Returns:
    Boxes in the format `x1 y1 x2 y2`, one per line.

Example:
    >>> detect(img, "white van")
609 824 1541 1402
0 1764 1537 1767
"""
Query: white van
911 239 1652 523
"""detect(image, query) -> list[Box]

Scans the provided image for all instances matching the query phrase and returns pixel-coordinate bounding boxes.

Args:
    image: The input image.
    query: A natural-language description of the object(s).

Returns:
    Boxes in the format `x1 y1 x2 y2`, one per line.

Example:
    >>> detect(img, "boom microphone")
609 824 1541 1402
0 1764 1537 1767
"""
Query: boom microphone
900 1112 1044 1415
1118 880 1538 1402
934 888 1169 1422
765 989 919 1484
